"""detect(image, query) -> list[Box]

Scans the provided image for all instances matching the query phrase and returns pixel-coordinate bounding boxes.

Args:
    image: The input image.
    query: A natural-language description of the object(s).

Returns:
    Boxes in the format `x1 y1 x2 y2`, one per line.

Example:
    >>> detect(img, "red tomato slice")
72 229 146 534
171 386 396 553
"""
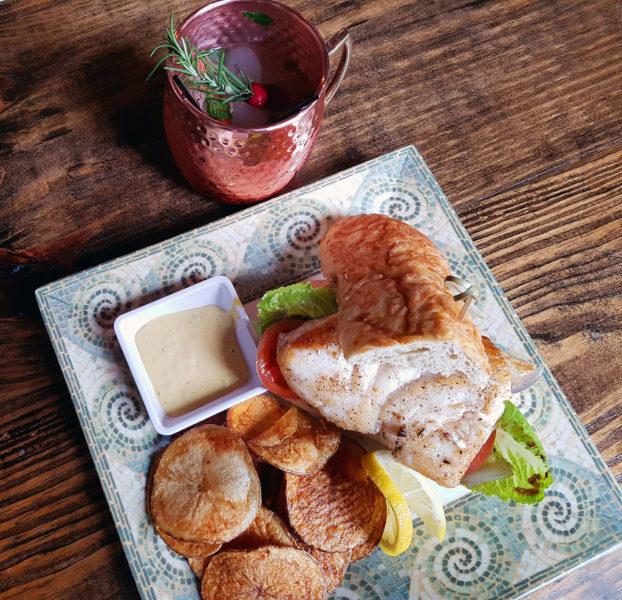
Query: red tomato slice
256 319 304 400
464 430 496 475
309 278 331 289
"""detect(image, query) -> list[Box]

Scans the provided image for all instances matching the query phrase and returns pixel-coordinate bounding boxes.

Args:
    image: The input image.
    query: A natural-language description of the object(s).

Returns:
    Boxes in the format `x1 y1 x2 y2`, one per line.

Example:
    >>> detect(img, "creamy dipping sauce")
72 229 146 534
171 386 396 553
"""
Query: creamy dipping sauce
135 304 249 417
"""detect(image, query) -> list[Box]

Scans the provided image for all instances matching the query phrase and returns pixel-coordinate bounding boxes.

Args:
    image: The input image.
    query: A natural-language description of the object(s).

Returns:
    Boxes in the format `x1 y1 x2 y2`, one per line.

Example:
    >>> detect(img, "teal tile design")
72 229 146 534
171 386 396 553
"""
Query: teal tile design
36 146 622 600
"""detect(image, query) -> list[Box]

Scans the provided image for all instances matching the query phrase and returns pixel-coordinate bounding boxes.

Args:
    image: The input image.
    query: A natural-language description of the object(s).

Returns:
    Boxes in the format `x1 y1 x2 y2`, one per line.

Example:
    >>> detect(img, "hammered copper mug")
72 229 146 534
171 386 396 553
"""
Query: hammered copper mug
162 0 352 204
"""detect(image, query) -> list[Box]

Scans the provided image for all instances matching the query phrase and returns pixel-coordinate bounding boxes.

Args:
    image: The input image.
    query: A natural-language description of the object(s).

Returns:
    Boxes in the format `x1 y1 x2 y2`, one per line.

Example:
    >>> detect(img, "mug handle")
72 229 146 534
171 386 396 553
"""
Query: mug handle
325 28 352 104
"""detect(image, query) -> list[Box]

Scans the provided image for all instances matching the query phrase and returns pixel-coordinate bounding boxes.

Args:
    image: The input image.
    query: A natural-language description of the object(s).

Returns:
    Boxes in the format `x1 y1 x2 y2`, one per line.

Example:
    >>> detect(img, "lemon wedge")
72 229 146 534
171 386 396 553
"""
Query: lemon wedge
362 451 446 546
361 452 413 555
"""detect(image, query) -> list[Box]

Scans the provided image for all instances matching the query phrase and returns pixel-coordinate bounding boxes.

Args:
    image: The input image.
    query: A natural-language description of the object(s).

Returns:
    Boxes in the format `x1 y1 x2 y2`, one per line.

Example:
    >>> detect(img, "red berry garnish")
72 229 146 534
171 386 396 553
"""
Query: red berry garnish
246 82 268 108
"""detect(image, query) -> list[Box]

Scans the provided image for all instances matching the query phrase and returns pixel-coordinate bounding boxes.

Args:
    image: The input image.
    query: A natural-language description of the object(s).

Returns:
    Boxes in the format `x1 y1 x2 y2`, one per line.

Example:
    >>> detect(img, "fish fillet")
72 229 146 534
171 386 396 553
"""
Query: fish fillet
277 316 525 487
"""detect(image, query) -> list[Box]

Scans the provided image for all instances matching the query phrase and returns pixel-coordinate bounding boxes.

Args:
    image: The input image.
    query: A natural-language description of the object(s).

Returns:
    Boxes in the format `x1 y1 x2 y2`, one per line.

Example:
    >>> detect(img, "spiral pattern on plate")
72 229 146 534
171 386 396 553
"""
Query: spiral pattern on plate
70 272 136 354
521 462 598 555
252 198 335 276
513 379 552 430
137 515 197 590
329 559 398 600
349 176 436 228
422 515 516 597
157 238 232 293
91 378 157 468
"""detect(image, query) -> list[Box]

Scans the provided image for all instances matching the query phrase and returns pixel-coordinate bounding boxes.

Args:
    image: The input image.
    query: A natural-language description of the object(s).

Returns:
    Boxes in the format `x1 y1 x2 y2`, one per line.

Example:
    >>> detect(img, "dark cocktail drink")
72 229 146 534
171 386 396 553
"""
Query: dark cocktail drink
180 43 316 129
159 0 351 203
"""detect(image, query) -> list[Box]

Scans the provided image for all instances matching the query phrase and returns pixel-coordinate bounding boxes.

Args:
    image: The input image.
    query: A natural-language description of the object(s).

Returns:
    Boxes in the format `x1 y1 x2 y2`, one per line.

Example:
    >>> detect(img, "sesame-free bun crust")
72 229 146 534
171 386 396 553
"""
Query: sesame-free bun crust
319 214 490 386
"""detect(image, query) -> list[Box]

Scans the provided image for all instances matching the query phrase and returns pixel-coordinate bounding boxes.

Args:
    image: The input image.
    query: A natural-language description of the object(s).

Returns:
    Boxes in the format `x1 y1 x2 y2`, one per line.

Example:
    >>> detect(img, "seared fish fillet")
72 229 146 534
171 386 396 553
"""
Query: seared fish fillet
277 316 528 487
277 316 421 435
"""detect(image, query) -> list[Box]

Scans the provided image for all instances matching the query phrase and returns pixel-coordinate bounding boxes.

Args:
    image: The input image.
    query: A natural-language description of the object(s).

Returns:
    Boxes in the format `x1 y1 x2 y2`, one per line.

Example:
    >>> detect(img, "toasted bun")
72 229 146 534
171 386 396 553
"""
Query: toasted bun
319 214 490 387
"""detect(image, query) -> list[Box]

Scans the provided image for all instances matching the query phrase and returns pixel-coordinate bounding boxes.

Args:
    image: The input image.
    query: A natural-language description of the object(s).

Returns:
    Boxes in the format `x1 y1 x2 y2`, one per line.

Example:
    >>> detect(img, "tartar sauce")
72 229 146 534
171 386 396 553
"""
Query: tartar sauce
135 304 248 417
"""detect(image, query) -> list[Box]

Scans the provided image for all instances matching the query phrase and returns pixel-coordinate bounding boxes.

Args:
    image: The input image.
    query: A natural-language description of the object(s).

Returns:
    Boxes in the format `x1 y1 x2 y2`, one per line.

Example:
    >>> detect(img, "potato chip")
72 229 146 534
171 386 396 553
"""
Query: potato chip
249 406 299 447
285 437 386 552
146 446 223 557
248 407 340 475
295 536 351 594
201 546 326 600
188 556 210 579
349 509 385 561
145 448 164 520
158 528 221 558
150 424 261 543
222 506 295 551
226 393 287 441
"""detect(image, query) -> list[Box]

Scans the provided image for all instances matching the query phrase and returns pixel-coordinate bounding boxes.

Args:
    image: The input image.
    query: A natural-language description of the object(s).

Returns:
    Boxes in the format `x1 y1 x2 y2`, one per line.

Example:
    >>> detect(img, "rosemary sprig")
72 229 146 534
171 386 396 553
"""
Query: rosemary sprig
147 14 254 106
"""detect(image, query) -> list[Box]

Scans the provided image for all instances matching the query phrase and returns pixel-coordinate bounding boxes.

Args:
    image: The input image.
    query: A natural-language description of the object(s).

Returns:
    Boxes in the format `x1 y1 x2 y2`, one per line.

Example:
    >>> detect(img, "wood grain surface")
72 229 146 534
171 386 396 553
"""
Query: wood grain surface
1 0 621 598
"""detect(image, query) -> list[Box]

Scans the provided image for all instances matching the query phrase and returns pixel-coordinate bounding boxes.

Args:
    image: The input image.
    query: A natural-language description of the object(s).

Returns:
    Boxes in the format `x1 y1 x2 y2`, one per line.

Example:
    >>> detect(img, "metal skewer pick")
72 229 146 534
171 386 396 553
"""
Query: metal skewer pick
173 75 201 110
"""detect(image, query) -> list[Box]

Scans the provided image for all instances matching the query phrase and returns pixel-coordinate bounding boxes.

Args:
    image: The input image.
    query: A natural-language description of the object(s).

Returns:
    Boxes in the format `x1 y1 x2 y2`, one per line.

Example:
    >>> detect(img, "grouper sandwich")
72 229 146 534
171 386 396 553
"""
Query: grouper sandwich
254 214 553 504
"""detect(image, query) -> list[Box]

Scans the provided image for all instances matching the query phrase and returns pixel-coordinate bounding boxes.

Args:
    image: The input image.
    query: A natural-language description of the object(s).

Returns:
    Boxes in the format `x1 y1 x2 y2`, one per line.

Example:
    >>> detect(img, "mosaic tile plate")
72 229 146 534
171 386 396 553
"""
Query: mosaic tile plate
36 146 622 600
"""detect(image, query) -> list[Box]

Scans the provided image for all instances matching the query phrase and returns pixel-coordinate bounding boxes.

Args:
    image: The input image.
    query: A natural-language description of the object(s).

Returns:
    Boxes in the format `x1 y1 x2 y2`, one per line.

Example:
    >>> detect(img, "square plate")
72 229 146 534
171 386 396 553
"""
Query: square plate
36 146 622 600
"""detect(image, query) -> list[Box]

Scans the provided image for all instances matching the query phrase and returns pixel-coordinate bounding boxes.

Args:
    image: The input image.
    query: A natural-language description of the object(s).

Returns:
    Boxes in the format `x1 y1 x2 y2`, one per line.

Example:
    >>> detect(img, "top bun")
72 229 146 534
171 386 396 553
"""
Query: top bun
319 214 491 387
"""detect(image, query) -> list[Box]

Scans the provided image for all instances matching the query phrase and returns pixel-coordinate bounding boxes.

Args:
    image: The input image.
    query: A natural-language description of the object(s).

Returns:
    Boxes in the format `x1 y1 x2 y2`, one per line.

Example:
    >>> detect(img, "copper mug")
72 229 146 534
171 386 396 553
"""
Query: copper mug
162 0 352 204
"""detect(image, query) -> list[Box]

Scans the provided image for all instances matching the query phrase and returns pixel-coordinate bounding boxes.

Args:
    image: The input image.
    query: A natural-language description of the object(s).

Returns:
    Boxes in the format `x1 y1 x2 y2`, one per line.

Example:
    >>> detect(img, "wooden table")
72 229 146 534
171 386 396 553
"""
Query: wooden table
1 0 620 598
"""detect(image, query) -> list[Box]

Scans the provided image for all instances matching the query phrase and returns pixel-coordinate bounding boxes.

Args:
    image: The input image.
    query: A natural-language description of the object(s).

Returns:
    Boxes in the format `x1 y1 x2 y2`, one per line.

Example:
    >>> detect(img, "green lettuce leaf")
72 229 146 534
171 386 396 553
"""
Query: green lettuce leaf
465 400 553 504
255 282 337 335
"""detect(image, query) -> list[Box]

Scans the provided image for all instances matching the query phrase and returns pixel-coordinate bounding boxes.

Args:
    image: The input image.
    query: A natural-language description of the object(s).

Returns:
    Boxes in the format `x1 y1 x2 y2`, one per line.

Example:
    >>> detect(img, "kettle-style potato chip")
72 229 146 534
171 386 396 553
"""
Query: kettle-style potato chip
188 556 210 579
157 528 221 559
294 535 351 594
349 510 386 561
285 437 386 552
150 425 260 543
222 506 296 551
201 546 326 600
146 448 222 557
226 393 288 440
248 407 340 475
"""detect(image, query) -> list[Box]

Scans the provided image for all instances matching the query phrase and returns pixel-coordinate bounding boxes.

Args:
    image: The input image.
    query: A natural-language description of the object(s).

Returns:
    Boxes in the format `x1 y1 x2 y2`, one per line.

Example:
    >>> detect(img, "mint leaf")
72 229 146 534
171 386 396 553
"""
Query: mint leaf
206 97 230 121
465 401 553 504
256 283 337 335
243 11 273 26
